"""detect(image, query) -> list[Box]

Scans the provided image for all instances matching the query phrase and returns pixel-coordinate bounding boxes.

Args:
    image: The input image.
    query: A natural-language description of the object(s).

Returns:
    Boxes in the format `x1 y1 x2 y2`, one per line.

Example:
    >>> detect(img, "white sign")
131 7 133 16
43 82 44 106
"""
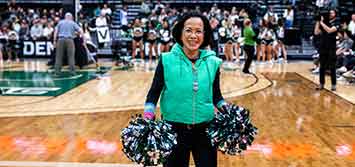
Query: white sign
97 27 111 43
23 41 54 56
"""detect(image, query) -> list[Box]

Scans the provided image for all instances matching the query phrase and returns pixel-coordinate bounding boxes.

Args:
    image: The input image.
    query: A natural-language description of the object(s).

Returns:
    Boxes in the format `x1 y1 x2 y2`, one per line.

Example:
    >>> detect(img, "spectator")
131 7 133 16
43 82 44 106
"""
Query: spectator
348 13 355 40
95 11 108 48
264 6 278 23
30 19 43 40
210 17 220 58
119 5 128 28
18 19 29 40
154 0 165 14
101 4 112 16
283 6 294 29
316 0 331 8
140 0 151 17
43 21 54 40
94 5 101 17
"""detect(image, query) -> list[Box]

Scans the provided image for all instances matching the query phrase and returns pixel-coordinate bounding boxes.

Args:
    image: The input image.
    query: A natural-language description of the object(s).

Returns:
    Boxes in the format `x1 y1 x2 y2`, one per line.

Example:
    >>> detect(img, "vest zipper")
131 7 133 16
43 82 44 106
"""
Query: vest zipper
192 64 198 125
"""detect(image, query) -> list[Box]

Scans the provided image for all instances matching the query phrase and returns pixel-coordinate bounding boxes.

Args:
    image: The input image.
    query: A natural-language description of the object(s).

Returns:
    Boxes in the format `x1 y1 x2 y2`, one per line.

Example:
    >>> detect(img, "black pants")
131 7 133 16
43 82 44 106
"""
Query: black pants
243 45 255 73
163 122 217 167
212 40 220 58
319 50 336 86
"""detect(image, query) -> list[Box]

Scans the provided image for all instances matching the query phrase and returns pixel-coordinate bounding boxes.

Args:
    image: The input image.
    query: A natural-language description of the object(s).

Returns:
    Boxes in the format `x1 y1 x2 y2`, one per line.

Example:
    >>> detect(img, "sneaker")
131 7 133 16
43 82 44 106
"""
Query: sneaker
315 84 324 91
312 54 319 58
331 85 336 91
312 67 319 74
337 76 345 81
337 66 347 73
343 70 354 78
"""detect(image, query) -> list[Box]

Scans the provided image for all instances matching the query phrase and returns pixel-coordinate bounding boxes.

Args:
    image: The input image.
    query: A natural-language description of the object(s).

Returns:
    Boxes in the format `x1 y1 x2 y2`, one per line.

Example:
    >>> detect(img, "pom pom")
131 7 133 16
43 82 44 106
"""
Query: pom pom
207 104 258 155
121 115 177 166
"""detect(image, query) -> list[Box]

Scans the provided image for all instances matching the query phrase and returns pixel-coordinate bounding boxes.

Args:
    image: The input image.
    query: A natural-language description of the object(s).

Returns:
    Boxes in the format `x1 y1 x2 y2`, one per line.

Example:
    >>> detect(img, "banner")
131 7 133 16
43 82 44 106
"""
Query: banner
97 26 111 43
23 41 54 57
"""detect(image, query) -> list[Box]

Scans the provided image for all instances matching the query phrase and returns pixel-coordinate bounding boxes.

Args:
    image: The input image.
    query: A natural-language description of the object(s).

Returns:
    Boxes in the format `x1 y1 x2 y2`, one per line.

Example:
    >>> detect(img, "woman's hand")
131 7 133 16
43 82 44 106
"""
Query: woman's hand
143 112 155 120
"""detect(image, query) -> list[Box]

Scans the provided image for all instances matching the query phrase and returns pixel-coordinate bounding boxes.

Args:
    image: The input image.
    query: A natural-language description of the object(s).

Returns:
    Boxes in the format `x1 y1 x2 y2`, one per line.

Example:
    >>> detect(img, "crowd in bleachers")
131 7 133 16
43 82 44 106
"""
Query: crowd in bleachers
113 0 296 65
0 0 302 65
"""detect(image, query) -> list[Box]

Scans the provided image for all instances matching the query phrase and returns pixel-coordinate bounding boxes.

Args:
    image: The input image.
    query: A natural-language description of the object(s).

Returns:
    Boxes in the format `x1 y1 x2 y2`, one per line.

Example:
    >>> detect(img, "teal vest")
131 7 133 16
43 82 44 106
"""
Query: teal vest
160 44 222 124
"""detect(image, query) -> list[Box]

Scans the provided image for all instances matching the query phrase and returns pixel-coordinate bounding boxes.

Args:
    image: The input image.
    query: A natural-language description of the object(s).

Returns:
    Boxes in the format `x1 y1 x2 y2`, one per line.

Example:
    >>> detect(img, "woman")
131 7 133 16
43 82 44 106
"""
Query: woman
146 21 158 62
143 12 227 167
231 20 242 63
242 19 256 74
257 19 267 63
275 20 288 63
131 18 144 60
159 20 171 55
283 6 294 29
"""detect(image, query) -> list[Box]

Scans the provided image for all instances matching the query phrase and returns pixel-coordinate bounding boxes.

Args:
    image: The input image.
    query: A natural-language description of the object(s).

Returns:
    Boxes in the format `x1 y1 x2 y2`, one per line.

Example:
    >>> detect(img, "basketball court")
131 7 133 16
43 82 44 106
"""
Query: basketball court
0 60 354 167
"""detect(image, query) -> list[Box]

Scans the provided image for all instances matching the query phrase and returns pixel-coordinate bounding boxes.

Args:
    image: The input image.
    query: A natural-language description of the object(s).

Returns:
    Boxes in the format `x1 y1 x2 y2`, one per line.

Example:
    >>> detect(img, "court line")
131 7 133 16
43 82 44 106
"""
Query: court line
294 72 355 105
0 74 84 81
0 161 151 167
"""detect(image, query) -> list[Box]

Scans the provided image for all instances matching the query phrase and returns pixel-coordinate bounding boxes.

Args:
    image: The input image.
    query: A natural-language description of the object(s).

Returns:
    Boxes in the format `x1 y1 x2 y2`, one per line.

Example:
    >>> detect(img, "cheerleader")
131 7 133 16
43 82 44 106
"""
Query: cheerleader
275 20 287 63
159 20 171 54
231 20 242 63
257 19 268 63
263 21 276 63
146 21 158 62
132 18 144 60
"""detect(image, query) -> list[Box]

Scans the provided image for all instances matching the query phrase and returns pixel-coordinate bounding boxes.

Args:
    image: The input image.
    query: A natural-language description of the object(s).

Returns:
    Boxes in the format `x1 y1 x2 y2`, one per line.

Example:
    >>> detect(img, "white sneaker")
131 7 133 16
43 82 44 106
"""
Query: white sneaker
337 76 345 81
312 67 319 74
338 66 347 73
343 70 354 78
312 54 319 58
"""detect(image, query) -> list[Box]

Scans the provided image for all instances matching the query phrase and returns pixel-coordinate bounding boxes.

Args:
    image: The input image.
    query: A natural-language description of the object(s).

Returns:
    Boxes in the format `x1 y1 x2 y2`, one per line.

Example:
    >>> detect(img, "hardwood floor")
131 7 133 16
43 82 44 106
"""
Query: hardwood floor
0 60 354 167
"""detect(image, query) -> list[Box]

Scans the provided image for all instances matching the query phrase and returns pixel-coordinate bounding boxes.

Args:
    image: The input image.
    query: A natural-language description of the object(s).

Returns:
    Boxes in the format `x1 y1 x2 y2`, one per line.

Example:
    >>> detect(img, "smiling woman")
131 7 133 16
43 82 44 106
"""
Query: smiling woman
143 12 225 167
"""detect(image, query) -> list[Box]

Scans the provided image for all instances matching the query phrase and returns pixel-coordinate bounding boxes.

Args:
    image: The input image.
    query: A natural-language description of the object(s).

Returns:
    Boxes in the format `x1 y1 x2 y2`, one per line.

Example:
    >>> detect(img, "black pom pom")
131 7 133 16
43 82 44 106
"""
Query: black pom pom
207 104 258 155
121 116 177 166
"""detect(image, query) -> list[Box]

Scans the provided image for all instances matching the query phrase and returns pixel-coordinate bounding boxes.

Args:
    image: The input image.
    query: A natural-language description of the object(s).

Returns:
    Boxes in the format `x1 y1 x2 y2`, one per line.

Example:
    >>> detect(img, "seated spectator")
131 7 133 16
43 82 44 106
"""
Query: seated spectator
336 30 354 73
348 13 355 48
43 21 54 40
30 19 43 40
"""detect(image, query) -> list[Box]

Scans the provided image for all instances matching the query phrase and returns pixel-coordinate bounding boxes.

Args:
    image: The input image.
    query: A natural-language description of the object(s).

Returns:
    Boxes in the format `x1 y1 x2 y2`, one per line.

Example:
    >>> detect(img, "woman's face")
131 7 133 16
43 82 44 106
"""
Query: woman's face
181 17 204 52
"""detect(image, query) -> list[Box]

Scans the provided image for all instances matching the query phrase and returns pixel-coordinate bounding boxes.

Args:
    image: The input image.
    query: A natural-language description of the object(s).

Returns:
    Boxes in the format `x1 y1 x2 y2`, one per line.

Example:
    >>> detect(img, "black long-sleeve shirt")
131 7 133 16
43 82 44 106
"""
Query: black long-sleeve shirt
145 58 224 110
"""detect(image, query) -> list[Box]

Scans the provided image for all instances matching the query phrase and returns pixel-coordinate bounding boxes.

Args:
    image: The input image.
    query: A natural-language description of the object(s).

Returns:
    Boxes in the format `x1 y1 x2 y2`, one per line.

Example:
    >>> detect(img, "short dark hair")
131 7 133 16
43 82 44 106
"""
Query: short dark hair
172 12 213 49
